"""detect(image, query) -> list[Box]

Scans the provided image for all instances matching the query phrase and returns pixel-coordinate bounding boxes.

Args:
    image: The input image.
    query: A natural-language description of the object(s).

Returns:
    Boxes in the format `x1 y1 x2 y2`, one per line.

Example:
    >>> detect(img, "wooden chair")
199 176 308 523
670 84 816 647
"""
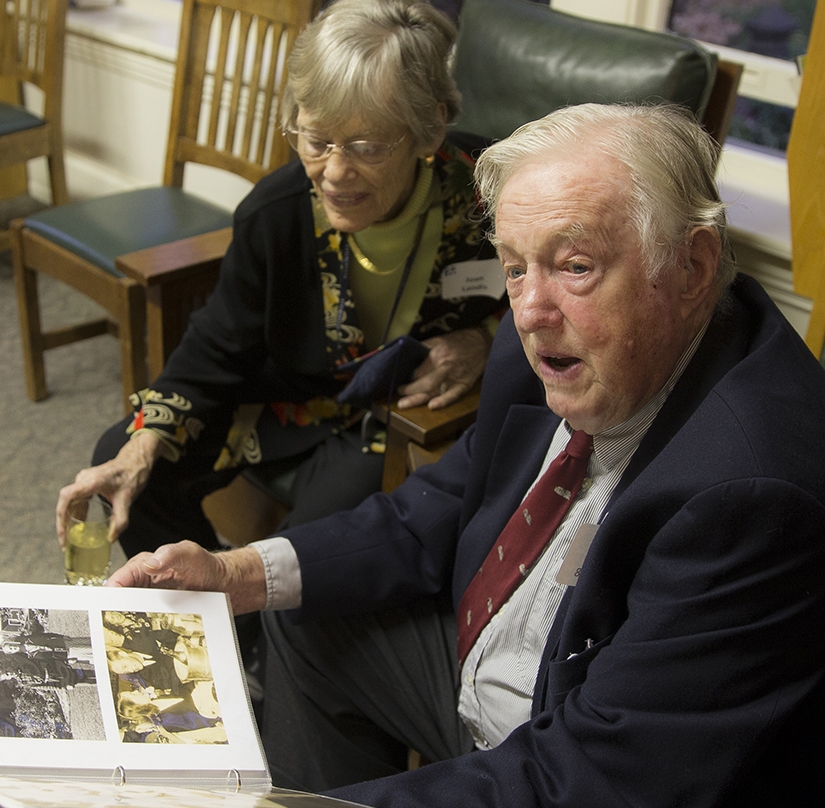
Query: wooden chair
789 0 825 363
10 0 319 412
0 0 69 253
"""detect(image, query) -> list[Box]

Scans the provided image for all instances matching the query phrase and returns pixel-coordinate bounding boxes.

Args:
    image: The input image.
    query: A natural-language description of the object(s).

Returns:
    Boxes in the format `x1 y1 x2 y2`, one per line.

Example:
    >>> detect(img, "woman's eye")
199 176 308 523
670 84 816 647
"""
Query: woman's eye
304 136 328 154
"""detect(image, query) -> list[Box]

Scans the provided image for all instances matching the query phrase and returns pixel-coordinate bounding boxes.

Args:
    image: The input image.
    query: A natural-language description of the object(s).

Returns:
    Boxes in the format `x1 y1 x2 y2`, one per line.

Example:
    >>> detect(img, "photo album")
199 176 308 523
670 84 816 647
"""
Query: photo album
0 582 364 808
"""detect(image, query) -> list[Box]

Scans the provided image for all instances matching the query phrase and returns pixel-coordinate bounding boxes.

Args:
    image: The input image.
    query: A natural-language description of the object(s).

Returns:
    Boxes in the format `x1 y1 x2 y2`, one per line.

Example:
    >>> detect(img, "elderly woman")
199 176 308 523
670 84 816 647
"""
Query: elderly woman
56 0 505 558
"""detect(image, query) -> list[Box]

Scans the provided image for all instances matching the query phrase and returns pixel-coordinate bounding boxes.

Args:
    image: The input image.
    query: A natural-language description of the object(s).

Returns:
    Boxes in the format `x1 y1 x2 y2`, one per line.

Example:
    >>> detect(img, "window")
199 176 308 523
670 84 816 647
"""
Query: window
667 0 816 155
551 0 811 253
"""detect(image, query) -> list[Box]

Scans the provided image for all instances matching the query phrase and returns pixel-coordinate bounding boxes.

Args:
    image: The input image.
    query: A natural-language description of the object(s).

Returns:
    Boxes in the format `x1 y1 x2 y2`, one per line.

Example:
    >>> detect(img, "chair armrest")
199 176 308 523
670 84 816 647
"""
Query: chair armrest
371 382 481 446
115 227 232 287
371 379 482 492
115 227 232 379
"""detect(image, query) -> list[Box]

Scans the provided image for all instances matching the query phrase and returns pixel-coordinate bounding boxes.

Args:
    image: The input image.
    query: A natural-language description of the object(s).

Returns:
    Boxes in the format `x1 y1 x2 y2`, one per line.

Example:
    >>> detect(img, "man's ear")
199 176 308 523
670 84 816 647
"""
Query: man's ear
680 226 721 316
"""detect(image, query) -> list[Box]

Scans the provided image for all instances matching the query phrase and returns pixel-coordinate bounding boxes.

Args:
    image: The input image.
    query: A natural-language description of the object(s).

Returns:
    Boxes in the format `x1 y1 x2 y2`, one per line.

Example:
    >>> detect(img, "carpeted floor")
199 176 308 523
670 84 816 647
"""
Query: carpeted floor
0 237 127 584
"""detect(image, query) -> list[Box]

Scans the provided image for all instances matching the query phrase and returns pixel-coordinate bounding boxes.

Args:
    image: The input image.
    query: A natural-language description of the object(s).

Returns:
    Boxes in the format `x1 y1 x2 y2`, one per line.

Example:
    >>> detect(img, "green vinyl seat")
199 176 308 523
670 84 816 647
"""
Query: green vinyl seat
22 187 232 277
0 104 45 137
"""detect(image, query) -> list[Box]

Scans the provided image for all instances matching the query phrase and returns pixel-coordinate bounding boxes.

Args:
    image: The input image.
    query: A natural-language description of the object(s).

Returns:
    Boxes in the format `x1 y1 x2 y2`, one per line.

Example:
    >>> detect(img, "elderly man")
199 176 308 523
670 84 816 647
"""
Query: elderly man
109 104 825 806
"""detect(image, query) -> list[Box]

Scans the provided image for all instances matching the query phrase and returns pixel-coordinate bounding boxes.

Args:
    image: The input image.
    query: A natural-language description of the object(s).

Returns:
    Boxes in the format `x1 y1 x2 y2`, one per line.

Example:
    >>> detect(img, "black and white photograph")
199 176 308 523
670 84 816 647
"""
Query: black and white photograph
0 607 103 740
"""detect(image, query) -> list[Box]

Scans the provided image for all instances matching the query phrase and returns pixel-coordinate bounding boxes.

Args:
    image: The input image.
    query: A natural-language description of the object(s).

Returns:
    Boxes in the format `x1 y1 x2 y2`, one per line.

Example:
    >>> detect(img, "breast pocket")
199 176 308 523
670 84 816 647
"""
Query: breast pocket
543 634 615 706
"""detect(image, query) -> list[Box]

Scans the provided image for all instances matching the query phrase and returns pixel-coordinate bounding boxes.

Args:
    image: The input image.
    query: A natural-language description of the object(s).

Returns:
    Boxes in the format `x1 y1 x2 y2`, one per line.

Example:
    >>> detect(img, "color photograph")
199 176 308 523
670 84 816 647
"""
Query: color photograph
103 610 227 745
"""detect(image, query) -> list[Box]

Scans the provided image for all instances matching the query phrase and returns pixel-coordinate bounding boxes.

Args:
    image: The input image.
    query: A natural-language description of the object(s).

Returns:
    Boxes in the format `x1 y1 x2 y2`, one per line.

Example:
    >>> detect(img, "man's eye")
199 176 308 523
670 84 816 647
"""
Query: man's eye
504 266 525 281
568 262 590 275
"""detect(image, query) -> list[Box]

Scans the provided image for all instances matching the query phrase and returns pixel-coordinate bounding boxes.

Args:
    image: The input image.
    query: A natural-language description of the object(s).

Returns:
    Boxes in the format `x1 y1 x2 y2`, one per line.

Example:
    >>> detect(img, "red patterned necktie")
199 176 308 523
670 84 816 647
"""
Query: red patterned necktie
457 429 593 664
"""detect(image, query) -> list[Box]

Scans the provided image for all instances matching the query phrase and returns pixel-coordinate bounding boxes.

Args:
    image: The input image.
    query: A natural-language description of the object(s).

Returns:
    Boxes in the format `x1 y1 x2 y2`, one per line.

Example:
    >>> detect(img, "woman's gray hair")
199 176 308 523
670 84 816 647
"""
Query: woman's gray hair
475 103 736 290
282 0 460 150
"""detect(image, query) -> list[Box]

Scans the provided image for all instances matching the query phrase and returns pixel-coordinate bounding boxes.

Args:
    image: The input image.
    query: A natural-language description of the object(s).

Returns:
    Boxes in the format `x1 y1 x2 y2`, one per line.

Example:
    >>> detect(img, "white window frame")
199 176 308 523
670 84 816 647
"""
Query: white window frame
551 0 798 258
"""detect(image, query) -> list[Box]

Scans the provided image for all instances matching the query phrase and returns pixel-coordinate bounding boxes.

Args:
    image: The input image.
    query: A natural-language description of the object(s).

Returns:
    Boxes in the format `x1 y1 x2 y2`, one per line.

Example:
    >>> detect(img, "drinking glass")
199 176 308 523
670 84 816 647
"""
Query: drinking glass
64 497 113 586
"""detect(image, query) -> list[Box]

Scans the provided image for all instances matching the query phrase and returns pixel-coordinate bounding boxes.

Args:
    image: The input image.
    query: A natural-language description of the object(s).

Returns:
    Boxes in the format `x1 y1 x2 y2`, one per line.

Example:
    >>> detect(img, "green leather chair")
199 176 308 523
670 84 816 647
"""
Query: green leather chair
452 0 717 144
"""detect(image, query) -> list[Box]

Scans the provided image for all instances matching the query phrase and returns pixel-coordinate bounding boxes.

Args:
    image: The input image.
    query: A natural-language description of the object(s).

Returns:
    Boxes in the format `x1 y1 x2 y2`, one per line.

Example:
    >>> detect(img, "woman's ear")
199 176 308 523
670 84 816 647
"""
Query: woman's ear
420 103 448 158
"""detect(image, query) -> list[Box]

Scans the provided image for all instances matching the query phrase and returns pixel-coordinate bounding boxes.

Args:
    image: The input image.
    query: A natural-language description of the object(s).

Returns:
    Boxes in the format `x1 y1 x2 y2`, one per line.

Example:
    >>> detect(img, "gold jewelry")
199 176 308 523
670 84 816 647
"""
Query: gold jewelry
347 235 406 276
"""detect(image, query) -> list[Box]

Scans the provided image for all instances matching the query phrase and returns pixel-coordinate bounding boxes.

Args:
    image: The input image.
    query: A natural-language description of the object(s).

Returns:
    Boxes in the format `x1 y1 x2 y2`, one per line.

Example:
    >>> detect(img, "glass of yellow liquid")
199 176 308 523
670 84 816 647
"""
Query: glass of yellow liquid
65 497 113 586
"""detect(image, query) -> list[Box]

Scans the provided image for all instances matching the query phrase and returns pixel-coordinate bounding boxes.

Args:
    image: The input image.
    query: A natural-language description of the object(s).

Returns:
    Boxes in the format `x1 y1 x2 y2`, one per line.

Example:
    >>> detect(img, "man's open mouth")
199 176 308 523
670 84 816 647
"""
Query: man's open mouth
545 355 580 371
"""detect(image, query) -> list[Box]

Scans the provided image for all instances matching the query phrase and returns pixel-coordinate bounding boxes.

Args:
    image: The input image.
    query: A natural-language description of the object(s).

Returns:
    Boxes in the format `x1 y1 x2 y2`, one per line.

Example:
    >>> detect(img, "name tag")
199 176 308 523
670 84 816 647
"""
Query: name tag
556 523 599 586
441 259 506 300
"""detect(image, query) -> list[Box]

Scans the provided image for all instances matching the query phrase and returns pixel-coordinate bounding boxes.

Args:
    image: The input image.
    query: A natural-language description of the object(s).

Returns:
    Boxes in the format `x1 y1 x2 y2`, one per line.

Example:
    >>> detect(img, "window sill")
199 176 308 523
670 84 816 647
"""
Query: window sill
67 0 180 62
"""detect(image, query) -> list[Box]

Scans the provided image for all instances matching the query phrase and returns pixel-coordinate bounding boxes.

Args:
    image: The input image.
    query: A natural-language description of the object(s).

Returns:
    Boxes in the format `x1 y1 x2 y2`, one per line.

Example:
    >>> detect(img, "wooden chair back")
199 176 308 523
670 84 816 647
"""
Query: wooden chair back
702 59 744 153
0 0 68 250
0 0 66 124
164 0 321 188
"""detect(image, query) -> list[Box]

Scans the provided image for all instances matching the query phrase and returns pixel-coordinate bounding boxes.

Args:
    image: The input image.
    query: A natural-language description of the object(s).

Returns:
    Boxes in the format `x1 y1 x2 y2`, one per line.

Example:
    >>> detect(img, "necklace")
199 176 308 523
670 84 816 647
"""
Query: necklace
347 234 406 276
337 213 429 344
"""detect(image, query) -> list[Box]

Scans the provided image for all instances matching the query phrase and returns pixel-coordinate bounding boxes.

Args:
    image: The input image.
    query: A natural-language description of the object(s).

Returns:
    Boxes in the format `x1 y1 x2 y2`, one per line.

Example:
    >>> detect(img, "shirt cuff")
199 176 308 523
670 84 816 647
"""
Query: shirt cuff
251 537 302 611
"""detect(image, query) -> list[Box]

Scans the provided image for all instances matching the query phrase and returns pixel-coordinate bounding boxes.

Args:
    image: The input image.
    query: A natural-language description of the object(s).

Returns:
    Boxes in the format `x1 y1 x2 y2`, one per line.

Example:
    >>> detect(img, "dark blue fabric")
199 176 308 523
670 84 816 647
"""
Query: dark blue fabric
337 336 430 408
278 275 825 807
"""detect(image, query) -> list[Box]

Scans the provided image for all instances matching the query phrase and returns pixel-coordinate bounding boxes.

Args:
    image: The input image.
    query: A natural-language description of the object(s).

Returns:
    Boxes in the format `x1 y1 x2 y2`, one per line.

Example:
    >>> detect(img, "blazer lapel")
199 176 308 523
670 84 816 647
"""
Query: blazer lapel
453 404 561 603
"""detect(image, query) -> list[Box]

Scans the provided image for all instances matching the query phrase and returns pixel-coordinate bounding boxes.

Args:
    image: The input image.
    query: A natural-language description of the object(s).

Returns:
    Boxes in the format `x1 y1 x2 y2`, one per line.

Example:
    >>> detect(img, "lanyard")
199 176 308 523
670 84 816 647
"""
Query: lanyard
336 212 429 346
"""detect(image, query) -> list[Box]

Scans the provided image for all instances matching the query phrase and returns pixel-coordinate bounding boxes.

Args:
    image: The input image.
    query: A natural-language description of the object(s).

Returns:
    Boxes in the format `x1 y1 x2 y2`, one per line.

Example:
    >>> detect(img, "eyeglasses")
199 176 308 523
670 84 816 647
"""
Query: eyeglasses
283 128 406 166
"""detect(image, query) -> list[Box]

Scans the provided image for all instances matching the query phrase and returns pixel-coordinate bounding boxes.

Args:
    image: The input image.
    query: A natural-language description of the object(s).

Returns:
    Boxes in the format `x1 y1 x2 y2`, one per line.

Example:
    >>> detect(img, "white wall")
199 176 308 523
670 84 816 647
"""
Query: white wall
28 0 252 212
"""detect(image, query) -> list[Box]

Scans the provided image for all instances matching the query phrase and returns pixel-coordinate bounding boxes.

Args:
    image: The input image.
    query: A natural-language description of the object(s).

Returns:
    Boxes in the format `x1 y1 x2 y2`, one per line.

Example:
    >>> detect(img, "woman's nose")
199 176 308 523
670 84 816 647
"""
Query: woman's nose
323 149 358 182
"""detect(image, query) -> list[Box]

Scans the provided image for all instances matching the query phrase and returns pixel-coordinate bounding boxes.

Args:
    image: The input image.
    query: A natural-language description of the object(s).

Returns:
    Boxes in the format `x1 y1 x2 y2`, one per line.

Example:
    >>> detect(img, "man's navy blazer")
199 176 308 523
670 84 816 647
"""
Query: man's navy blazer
284 274 825 807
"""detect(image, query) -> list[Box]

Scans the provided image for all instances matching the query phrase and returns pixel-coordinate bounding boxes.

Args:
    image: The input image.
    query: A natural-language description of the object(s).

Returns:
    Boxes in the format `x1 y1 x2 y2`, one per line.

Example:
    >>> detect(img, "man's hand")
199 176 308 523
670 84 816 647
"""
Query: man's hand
56 431 164 548
396 327 492 410
106 541 268 615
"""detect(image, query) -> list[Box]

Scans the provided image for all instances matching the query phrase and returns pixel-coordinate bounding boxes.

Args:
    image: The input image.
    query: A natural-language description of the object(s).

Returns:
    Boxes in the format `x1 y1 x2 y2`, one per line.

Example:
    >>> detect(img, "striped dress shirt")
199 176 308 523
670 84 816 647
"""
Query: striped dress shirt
457 320 709 749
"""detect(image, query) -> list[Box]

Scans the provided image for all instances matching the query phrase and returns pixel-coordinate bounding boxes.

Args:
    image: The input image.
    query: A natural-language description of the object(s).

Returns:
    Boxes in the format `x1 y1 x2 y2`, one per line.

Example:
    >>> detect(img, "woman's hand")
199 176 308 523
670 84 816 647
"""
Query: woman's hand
396 326 492 410
106 541 268 616
56 431 164 548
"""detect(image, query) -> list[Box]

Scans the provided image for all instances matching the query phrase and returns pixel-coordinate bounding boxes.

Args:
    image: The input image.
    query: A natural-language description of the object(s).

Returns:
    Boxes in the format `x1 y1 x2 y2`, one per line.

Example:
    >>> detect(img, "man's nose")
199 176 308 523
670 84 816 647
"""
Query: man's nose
515 271 564 331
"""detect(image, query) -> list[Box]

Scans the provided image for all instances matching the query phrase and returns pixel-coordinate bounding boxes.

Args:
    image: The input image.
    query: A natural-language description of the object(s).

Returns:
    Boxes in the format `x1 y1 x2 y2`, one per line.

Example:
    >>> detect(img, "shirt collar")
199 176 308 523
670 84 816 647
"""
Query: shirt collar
562 316 713 473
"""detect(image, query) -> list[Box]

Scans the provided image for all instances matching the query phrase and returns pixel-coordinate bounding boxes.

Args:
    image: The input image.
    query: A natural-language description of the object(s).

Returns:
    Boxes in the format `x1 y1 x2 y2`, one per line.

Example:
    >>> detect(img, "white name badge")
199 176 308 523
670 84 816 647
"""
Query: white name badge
441 259 506 300
556 523 599 586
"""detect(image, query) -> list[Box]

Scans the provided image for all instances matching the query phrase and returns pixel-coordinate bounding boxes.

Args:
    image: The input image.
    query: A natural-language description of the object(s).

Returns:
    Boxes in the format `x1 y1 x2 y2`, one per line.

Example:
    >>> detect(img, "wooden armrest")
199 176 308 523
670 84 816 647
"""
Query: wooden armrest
370 378 482 447
115 227 232 287
372 379 482 492
115 227 233 379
